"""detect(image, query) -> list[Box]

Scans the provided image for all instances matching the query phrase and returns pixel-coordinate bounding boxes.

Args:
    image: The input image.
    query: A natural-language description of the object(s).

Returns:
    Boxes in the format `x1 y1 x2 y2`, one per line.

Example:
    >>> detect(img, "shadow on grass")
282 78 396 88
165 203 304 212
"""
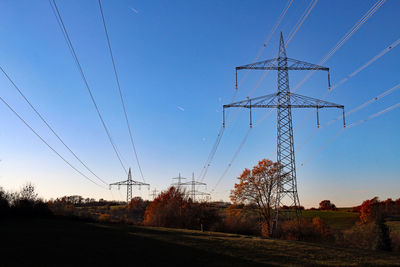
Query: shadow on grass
0 217 266 267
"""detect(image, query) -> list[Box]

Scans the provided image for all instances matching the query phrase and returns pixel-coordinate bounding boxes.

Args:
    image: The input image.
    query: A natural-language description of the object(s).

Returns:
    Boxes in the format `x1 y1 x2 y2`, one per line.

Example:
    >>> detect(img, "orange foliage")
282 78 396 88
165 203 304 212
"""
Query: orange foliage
230 159 279 236
143 187 220 230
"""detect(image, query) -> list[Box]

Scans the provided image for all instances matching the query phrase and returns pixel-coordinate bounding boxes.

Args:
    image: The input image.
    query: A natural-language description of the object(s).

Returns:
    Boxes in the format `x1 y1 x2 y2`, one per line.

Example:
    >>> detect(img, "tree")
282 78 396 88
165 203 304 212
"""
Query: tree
143 187 188 228
0 187 10 217
19 183 38 201
230 159 279 236
143 187 220 230
319 200 336 211
359 197 380 223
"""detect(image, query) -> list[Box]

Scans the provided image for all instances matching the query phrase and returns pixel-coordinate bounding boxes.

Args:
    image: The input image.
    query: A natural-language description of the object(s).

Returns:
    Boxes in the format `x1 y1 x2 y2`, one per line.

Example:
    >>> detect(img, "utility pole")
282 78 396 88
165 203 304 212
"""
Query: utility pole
223 33 345 235
109 168 149 203
181 173 210 202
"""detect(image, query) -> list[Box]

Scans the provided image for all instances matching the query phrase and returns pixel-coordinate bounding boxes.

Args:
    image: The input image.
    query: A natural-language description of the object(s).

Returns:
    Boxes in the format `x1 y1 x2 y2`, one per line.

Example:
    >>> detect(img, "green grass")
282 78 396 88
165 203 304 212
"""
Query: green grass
302 210 360 230
1 217 399 266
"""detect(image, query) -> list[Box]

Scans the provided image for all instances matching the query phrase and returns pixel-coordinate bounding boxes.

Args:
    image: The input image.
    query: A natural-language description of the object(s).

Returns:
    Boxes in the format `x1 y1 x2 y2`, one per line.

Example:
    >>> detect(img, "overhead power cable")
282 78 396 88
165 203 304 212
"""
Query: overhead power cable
297 36 400 131
210 109 275 192
237 0 294 90
0 95 106 189
98 0 146 183
208 1 320 189
198 0 294 182
285 0 319 46
226 0 319 127
297 82 400 151
0 66 108 185
292 0 386 93
50 0 128 175
299 100 400 167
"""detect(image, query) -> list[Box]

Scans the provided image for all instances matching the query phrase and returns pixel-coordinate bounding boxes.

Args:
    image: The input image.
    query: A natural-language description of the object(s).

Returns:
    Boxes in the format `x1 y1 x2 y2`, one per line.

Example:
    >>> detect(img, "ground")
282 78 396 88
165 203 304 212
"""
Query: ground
302 209 359 230
1 217 400 266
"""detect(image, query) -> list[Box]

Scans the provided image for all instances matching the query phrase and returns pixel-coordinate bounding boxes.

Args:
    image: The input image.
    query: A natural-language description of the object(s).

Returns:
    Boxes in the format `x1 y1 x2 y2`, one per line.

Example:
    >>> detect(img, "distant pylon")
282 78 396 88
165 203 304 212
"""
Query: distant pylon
223 33 345 235
149 188 158 200
171 173 187 189
181 173 210 202
109 168 150 203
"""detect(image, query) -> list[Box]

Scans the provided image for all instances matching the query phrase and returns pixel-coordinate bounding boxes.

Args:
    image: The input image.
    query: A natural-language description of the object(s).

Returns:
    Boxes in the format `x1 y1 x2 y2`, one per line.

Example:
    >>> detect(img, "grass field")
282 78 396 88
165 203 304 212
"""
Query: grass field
1 217 400 266
302 210 359 230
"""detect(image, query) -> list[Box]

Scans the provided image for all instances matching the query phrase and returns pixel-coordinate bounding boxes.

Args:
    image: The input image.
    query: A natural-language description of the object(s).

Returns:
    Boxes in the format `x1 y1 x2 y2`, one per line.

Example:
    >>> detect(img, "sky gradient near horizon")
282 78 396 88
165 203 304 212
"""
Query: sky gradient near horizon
0 0 399 207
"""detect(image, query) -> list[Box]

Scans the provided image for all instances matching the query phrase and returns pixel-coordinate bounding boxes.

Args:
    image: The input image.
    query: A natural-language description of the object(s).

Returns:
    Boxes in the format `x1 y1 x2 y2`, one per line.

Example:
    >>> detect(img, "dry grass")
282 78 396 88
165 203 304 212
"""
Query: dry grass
2 217 399 266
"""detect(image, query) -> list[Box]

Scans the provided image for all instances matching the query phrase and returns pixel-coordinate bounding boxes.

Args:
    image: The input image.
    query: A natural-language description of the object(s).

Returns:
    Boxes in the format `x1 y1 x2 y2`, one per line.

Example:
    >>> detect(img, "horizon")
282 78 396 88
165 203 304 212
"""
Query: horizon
0 0 399 208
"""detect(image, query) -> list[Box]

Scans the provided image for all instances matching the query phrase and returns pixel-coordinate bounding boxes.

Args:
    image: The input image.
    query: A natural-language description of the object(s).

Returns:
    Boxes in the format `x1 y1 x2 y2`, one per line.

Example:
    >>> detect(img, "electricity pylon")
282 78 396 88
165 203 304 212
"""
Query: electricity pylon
109 168 149 203
149 188 158 200
223 33 345 234
171 173 187 189
181 173 210 202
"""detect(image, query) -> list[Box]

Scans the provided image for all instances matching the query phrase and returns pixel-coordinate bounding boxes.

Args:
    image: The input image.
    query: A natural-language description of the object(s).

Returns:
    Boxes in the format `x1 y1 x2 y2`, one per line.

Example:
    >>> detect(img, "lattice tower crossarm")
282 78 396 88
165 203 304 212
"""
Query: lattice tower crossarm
223 32 345 235
180 173 209 202
109 168 149 203
171 173 188 189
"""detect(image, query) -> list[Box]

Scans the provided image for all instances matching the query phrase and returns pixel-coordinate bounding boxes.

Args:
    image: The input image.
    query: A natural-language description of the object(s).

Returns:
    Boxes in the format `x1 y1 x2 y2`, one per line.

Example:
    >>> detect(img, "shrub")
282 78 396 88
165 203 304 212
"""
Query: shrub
343 219 391 251
98 213 111 223
219 204 259 236
391 232 400 252
126 197 149 224
275 217 334 242
143 187 221 230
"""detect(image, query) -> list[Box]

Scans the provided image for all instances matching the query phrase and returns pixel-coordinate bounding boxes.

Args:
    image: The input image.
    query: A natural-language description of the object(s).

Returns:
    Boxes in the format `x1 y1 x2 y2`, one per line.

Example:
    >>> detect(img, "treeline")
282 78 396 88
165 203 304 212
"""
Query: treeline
1 182 400 253
0 183 52 218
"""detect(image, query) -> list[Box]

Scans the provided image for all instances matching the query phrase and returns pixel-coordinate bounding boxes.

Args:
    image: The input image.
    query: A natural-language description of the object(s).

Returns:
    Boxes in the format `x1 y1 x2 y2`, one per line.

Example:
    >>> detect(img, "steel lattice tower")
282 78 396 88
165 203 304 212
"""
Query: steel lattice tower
223 33 346 234
109 168 149 203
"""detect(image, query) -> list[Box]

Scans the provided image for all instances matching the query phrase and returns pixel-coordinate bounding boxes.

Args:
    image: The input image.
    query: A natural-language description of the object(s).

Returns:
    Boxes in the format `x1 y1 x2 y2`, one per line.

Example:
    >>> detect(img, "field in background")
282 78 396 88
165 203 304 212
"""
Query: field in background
302 210 359 230
2 217 399 266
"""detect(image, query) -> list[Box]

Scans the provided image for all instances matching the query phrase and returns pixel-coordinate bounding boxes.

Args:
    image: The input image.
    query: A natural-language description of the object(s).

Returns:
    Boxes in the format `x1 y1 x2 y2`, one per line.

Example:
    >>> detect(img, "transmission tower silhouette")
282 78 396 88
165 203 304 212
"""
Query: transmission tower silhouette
149 188 159 200
109 168 149 203
182 173 210 202
223 33 345 234
171 173 187 189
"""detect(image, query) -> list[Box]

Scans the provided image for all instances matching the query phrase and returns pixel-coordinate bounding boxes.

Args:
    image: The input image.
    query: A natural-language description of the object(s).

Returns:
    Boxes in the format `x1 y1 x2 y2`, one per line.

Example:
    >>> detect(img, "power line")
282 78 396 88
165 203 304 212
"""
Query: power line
299 100 400 167
209 2 322 189
292 0 386 93
297 82 400 151
199 0 294 182
297 36 400 131
0 66 108 186
0 94 106 189
286 0 319 46
226 0 319 127
97 0 146 183
237 0 294 90
50 0 128 175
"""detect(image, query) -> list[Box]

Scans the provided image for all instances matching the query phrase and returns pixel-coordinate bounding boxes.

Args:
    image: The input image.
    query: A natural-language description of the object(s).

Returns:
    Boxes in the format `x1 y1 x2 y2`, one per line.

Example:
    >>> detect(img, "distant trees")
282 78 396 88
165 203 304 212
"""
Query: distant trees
230 159 279 236
319 200 337 211
0 183 51 218
0 187 10 217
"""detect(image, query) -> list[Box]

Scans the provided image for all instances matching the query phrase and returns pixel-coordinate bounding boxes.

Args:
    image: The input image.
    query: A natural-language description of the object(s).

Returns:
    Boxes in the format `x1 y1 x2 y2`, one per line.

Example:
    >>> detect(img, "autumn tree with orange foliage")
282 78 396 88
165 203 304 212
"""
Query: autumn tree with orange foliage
143 187 220 230
230 159 280 236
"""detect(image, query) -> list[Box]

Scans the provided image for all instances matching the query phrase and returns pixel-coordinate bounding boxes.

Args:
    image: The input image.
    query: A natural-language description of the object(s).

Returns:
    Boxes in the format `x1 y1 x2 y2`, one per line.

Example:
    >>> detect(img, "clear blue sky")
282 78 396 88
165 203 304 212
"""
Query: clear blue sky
0 0 399 207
